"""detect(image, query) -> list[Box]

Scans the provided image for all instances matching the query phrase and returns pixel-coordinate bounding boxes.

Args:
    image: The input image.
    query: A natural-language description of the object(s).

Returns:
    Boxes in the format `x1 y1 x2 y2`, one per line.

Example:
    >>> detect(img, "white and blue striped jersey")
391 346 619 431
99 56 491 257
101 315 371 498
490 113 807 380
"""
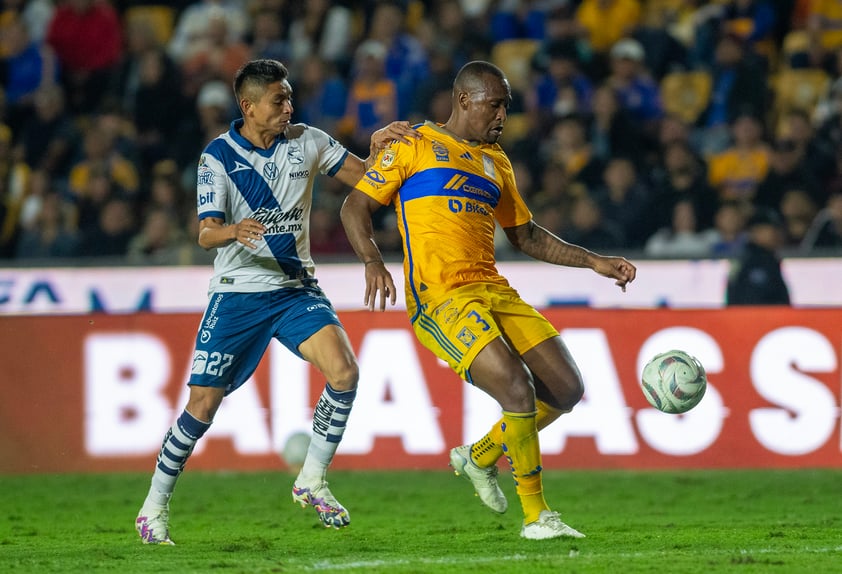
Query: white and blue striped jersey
196 119 350 294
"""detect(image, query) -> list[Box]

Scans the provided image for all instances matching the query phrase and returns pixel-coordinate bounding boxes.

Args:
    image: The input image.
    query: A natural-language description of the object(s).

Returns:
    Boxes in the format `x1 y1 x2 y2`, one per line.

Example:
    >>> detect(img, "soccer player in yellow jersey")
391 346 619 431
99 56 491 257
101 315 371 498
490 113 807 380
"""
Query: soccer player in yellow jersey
341 61 636 540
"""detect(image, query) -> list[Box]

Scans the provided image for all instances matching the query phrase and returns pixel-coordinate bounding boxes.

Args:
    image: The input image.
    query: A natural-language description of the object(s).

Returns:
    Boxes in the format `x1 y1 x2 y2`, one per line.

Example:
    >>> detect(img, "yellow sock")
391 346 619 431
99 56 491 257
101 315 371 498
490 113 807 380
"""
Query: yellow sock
470 400 565 468
500 410 547 524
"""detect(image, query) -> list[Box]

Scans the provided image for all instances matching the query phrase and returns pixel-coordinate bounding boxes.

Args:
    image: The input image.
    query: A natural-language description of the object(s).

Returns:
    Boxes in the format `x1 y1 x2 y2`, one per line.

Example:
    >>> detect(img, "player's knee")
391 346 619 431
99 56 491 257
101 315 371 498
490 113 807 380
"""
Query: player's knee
499 374 536 413
564 377 585 409
327 360 359 392
555 376 584 411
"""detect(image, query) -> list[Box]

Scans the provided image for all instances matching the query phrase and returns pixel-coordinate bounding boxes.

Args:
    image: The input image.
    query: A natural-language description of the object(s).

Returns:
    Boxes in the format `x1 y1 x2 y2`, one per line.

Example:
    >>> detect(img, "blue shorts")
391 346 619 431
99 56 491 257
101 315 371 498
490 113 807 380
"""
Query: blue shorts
188 286 342 395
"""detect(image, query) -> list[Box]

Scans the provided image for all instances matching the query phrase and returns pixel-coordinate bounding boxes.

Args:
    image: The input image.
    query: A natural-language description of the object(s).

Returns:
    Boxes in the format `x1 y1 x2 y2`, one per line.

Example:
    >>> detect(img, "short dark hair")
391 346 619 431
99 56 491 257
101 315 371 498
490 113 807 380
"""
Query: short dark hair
453 60 505 93
233 59 289 103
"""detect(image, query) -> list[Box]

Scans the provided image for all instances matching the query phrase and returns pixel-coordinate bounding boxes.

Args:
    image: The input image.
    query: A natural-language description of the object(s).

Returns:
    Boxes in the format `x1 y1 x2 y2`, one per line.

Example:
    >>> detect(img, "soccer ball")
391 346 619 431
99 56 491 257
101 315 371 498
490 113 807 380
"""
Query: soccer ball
281 431 311 470
640 350 707 414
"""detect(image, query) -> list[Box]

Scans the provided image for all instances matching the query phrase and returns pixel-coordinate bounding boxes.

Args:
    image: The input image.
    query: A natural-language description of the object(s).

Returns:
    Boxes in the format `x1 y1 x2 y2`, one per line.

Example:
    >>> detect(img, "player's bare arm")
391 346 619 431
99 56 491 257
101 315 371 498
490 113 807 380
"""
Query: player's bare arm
334 122 419 186
504 220 637 291
340 189 397 311
198 216 265 250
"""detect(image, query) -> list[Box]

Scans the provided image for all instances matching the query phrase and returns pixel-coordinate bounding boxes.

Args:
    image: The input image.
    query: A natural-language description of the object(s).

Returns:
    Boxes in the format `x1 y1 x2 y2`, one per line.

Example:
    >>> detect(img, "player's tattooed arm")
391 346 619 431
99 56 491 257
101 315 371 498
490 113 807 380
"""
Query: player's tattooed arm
504 220 636 291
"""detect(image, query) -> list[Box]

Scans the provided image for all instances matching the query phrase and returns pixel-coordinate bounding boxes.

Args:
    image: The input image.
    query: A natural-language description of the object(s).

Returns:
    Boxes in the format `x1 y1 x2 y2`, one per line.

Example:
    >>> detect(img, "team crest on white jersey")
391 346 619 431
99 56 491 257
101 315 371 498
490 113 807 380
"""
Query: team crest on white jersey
287 144 304 164
263 162 280 180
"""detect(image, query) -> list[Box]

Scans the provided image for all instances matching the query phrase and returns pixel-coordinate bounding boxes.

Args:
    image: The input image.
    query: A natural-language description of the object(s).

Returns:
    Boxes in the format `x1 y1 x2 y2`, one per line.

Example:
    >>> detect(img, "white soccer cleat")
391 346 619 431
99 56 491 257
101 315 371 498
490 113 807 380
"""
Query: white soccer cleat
449 444 508 513
521 510 585 540
136 505 175 545
292 481 350 528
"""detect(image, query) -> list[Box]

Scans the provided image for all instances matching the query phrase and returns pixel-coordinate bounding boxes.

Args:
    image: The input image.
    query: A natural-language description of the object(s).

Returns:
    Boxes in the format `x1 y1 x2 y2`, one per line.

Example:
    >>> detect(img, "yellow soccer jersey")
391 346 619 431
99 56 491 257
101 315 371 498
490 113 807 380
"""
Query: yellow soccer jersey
355 121 533 310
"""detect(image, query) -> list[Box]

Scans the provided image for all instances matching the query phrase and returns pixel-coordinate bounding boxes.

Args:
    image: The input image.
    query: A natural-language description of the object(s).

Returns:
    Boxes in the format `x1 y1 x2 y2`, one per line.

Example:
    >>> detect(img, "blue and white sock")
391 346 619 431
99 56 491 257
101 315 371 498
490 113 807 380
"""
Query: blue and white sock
143 409 211 508
297 384 356 485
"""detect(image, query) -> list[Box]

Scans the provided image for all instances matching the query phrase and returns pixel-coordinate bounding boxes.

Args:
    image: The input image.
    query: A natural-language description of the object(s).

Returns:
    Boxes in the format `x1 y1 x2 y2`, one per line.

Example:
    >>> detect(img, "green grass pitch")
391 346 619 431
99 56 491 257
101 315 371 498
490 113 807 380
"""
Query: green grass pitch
1 468 840 573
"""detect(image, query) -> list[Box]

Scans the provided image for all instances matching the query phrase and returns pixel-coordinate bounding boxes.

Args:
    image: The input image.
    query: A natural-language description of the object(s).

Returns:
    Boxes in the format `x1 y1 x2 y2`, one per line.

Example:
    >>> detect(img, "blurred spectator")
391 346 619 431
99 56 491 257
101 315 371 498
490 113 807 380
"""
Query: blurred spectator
575 0 642 76
563 193 625 250
605 38 663 135
291 55 347 136
587 81 644 166
109 17 184 172
126 206 187 264
631 2 689 81
649 140 718 233
337 40 398 157
0 123 29 257
657 112 693 149
173 80 235 171
179 6 251 99
0 14 58 134
530 162 579 220
79 196 136 257
693 0 776 70
287 0 353 72
754 137 820 214
67 114 140 202
416 0 485 67
46 0 123 114
709 199 747 257
15 190 80 259
528 39 594 123
145 159 188 222
167 0 248 64
778 108 835 190
726 206 790 305
1 0 55 45
800 191 842 252
779 188 818 248
365 0 430 118
14 84 79 179
309 204 352 255
247 7 289 62
807 0 842 60
489 0 566 40
697 32 769 155
592 156 651 248
707 111 771 207
16 168 50 232
644 197 718 258
540 115 604 189
409 44 458 124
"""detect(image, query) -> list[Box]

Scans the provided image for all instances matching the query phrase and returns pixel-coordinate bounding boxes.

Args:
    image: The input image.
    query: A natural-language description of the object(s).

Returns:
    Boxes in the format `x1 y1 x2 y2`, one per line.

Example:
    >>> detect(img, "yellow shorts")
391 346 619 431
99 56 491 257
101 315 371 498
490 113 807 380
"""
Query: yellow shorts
410 282 558 381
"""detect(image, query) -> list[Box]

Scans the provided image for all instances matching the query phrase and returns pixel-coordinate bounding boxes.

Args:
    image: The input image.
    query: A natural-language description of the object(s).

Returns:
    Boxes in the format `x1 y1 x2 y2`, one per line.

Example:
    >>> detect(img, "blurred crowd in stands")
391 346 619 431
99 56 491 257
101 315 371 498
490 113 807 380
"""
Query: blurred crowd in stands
1 0 841 266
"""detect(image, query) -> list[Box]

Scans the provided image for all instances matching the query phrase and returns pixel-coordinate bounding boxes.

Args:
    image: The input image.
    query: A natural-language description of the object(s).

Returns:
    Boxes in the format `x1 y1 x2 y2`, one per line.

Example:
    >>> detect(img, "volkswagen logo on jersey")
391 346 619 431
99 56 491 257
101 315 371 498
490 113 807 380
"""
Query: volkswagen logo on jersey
263 162 280 180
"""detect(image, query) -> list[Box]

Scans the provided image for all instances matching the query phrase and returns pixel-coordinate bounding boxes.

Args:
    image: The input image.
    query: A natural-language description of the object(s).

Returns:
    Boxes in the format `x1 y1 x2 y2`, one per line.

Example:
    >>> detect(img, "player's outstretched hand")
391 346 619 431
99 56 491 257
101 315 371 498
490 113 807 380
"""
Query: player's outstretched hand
371 121 418 150
363 261 397 311
593 256 636 292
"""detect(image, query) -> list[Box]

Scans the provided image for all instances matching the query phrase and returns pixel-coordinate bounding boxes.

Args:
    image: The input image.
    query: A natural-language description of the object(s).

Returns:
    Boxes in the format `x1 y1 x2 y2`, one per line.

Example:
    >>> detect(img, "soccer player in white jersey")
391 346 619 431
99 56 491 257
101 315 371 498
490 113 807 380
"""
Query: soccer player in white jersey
135 59 416 545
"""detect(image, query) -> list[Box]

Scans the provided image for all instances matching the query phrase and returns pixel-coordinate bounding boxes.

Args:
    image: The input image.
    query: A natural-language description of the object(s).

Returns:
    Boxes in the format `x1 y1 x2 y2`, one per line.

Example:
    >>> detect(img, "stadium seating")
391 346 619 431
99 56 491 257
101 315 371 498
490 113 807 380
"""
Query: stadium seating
490 38 540 93
123 5 176 46
770 68 830 122
660 70 713 125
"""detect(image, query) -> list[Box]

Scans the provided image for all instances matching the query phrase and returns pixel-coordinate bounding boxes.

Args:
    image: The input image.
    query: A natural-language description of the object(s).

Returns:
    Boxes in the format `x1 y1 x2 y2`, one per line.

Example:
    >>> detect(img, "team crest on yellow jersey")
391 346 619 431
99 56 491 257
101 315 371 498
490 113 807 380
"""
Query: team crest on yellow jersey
432 141 449 161
381 147 396 169
456 326 477 348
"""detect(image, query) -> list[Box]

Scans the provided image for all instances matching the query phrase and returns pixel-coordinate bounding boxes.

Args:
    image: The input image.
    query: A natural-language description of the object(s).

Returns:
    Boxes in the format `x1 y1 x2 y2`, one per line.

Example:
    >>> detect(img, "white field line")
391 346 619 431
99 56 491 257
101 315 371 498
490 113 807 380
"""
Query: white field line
297 546 842 571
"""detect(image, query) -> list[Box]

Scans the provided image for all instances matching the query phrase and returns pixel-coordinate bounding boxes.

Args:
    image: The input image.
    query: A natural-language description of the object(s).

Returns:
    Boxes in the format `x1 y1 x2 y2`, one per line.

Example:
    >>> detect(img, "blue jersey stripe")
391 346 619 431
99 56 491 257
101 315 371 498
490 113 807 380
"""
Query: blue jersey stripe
204 139 306 280
400 167 501 207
